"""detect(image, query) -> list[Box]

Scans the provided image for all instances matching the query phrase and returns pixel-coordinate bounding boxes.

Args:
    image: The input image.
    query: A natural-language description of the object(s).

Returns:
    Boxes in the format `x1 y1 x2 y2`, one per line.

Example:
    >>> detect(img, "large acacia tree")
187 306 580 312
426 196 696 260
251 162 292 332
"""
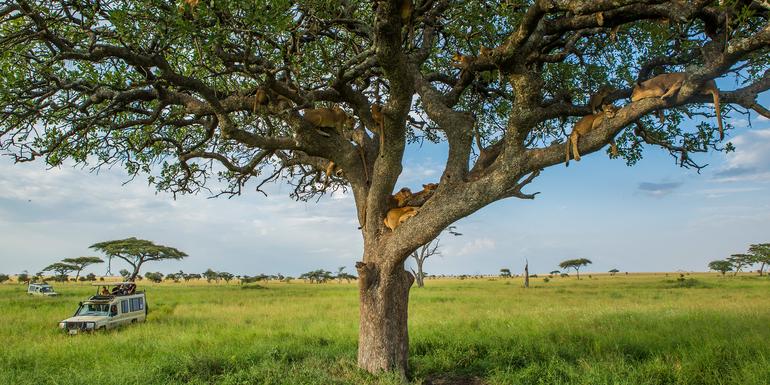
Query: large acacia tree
62 256 104 280
1 0 770 375
90 237 187 281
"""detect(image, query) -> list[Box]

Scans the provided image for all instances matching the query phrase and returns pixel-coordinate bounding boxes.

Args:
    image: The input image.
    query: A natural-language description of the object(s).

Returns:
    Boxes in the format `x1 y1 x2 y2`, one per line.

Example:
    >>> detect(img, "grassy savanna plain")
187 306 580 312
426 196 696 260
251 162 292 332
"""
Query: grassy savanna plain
1 273 769 385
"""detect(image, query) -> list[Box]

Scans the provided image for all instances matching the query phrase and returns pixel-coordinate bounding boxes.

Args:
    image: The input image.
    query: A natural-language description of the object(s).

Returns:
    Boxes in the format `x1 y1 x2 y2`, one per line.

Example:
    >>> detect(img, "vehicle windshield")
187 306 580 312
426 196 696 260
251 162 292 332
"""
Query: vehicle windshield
40 287 52 293
76 303 110 316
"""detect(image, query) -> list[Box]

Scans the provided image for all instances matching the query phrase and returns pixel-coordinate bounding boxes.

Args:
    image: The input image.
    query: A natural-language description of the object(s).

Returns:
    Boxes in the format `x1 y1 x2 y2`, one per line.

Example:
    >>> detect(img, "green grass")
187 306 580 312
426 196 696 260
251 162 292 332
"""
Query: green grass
1 273 769 384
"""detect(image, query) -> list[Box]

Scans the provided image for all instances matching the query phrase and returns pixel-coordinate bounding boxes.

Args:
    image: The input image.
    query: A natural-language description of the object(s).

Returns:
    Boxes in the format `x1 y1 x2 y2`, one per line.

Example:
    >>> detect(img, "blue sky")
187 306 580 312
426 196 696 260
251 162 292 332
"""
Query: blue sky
1 97 769 278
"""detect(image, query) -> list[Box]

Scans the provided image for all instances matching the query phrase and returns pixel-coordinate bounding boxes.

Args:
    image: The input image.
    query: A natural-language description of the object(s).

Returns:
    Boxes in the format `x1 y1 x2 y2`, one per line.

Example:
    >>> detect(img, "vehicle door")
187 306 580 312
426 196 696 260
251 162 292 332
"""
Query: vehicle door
108 304 122 328
120 299 131 325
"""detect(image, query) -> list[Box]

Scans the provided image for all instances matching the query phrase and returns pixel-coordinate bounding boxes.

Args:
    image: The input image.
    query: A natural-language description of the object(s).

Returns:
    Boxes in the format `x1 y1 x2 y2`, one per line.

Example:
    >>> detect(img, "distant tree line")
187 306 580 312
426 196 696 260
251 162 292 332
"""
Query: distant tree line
709 243 770 276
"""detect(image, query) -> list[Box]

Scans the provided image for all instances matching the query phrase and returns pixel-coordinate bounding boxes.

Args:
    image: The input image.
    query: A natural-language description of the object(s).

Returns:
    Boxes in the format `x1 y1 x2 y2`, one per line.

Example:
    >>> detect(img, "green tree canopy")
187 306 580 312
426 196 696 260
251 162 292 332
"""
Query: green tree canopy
748 243 770 276
559 258 592 279
90 237 187 281
218 271 235 283
61 256 104 280
42 262 79 282
2 0 770 375
727 253 756 276
708 260 733 276
203 268 219 283
144 271 164 283
300 269 333 284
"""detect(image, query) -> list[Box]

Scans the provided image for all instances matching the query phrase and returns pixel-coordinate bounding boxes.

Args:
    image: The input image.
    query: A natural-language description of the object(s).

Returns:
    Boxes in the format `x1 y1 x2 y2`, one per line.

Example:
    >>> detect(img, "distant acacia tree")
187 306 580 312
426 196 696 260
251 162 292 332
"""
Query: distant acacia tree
17 271 29 283
500 268 512 278
336 267 356 283
90 238 187 281
300 270 333 284
748 243 770 276
409 226 461 288
119 269 131 280
218 272 235 283
203 268 219 283
549 270 560 277
410 240 440 288
240 275 258 284
609 269 620 276
727 254 755 276
144 272 164 283
165 273 181 283
85 273 97 281
708 260 733 276
43 262 78 282
559 258 592 280
62 256 104 281
0 274 9 284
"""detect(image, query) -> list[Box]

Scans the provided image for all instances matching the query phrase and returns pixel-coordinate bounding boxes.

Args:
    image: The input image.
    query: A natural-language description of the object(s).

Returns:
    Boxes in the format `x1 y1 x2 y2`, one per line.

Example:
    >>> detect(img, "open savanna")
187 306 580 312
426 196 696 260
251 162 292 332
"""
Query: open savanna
1 273 768 385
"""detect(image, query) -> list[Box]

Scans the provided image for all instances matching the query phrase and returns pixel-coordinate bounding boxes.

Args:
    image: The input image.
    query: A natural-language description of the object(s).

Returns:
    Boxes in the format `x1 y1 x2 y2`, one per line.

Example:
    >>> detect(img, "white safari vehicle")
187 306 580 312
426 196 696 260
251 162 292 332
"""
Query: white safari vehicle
27 283 59 296
59 283 147 334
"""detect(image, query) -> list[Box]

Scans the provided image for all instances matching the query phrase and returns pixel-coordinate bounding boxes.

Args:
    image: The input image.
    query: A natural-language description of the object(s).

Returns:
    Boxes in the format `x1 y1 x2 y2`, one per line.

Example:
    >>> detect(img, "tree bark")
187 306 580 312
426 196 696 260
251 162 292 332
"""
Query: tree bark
356 260 414 376
128 261 142 282
414 257 425 288
524 261 529 288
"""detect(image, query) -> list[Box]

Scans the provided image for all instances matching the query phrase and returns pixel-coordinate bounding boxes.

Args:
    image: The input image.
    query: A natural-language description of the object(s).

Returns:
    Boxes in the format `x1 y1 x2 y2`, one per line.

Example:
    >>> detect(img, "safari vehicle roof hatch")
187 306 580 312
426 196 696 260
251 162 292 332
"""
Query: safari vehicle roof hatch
90 282 142 300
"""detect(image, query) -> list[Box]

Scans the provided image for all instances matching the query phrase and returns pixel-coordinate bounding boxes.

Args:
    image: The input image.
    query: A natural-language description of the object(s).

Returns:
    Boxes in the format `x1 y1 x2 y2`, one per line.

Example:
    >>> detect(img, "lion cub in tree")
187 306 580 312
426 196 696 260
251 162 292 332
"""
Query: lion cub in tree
391 187 413 207
383 183 439 231
565 104 619 167
383 188 417 231
384 206 419 231
451 52 474 77
302 106 356 137
631 73 723 139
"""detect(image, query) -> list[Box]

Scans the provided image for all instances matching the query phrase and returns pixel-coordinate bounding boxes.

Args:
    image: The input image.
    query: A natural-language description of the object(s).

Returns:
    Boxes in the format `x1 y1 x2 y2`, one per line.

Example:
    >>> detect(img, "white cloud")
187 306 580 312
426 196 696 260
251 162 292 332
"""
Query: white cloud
697 186 765 199
713 128 770 182
444 237 496 257
398 159 443 186
728 118 750 128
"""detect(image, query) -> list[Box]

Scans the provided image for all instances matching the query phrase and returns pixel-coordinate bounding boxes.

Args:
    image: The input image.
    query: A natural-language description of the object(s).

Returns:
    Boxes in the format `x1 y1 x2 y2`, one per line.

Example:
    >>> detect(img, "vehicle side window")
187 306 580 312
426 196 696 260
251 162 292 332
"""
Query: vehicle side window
129 297 144 312
121 300 129 314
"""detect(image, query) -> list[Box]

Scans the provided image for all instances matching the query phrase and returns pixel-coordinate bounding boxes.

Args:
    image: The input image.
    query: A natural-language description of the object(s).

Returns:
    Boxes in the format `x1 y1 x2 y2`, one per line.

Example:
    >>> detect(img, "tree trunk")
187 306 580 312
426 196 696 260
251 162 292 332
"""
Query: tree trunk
759 262 765 276
128 262 141 282
356 260 414 376
415 258 425 288
524 261 529 288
